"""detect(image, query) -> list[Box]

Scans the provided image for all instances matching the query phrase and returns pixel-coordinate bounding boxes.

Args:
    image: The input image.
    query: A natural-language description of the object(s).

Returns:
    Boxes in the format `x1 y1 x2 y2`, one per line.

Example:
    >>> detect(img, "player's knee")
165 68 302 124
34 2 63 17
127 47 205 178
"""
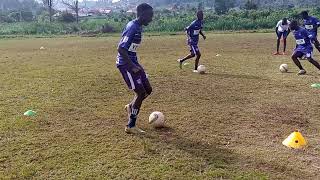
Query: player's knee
146 86 152 96
196 52 201 57
307 57 314 62
135 89 147 98
190 54 196 58
291 55 297 60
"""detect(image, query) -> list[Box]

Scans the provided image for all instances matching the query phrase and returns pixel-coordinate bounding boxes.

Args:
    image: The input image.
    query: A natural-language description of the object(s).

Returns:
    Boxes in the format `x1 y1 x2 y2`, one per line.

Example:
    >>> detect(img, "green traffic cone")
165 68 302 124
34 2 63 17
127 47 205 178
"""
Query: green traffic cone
311 83 320 88
24 110 36 117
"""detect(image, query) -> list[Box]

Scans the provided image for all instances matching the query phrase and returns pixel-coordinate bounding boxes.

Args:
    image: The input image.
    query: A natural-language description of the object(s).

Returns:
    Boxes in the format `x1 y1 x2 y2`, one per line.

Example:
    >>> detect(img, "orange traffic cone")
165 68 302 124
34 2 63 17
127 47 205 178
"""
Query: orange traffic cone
282 130 307 149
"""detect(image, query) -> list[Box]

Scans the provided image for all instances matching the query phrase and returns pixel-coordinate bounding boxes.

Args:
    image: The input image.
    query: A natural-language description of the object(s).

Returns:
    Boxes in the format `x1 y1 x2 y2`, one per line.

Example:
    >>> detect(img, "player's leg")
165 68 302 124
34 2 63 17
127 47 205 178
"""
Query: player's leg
127 83 151 119
291 51 306 75
142 79 152 98
274 32 281 55
178 45 196 69
124 85 147 134
313 38 320 53
306 53 320 70
126 68 152 134
119 67 146 134
283 31 288 54
194 46 201 72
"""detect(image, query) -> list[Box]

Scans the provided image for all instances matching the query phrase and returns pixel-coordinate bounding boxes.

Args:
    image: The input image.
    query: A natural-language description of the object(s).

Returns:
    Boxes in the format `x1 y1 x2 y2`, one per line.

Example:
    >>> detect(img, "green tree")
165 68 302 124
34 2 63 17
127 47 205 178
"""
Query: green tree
214 0 236 14
244 0 258 10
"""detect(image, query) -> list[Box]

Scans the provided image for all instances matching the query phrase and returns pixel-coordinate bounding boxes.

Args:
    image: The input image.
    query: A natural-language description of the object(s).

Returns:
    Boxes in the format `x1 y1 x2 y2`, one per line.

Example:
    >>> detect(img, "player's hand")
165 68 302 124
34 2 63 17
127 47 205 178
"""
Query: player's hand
203 35 207 40
130 64 142 74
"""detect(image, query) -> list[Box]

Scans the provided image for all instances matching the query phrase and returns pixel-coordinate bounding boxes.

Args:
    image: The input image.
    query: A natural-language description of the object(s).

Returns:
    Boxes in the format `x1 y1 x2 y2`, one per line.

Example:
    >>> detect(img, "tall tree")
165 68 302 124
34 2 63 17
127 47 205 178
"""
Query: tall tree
42 0 55 22
62 0 80 23
215 0 236 14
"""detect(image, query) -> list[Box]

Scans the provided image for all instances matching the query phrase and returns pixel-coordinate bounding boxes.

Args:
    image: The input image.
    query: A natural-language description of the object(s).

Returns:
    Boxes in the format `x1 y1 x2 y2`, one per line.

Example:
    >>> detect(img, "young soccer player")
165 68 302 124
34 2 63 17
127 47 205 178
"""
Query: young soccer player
116 3 153 134
301 11 320 53
178 10 206 72
290 20 320 75
274 18 290 55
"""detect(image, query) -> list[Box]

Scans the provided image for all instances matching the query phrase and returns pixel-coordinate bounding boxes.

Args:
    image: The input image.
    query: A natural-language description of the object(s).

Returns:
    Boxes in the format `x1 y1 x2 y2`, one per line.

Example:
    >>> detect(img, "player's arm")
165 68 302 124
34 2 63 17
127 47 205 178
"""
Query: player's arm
287 21 291 35
200 30 206 40
275 21 280 34
118 48 141 73
118 29 141 73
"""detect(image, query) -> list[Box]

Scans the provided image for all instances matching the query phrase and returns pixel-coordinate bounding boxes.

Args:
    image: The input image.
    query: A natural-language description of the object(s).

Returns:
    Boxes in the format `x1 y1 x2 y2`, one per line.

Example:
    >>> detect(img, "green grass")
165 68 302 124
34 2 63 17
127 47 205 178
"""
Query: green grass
0 33 320 179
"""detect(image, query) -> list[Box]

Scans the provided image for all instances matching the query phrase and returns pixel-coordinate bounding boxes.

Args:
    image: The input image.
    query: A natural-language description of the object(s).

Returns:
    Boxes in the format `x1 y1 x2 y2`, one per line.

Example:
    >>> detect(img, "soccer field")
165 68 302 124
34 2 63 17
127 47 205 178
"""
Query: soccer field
0 33 320 179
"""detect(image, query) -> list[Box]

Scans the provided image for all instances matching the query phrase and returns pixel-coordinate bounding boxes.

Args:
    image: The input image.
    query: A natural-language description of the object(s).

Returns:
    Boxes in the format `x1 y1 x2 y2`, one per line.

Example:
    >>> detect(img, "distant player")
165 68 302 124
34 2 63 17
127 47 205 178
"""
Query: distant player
116 3 153 134
178 11 206 72
301 11 320 53
290 20 320 75
274 18 290 55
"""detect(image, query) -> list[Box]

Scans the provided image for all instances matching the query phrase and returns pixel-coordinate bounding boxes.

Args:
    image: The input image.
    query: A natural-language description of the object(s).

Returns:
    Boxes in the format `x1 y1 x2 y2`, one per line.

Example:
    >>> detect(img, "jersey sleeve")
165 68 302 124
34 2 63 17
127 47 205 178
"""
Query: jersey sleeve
118 26 137 50
186 21 196 32
276 21 281 28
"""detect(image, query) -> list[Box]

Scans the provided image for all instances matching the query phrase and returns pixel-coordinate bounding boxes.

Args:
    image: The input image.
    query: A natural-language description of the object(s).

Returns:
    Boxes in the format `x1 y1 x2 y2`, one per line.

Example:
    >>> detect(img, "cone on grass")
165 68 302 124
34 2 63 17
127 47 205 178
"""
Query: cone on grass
282 130 307 149
311 83 320 88
24 110 36 117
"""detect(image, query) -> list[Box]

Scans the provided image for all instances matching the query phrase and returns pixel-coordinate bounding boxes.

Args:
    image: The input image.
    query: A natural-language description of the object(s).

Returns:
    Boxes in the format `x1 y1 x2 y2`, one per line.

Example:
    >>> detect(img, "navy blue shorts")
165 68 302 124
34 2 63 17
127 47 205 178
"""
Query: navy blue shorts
189 44 200 55
293 48 313 59
118 64 149 90
277 31 289 39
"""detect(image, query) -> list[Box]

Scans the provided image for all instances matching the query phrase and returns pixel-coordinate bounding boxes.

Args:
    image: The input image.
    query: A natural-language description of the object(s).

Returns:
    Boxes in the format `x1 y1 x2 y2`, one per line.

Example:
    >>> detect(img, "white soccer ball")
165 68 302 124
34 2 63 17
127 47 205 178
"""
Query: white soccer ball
197 65 206 74
279 64 288 73
40 46 45 50
149 111 165 128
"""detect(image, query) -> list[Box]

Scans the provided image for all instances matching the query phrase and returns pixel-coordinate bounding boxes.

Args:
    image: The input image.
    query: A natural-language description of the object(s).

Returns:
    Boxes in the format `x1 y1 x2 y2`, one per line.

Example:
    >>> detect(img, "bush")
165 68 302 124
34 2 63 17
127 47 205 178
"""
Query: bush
58 12 76 23
101 24 116 33
21 11 34 22
0 14 15 23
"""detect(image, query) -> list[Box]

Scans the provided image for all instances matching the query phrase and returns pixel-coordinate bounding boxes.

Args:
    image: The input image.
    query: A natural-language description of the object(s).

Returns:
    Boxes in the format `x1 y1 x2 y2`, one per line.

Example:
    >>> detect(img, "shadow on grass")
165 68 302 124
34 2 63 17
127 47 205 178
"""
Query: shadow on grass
141 126 306 178
144 126 234 169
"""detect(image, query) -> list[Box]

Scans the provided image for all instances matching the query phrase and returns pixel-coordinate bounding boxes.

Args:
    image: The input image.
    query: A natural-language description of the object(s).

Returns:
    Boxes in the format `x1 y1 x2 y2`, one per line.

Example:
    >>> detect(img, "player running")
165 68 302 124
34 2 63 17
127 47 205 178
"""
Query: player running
290 20 320 75
301 11 320 53
274 18 290 55
178 10 206 72
116 3 153 134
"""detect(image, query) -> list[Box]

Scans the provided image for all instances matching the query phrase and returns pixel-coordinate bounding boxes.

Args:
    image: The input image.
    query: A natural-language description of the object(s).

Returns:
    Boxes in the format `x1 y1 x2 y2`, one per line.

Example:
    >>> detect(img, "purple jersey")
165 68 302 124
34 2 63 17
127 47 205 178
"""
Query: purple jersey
293 27 313 52
303 16 320 36
116 20 142 67
186 19 203 45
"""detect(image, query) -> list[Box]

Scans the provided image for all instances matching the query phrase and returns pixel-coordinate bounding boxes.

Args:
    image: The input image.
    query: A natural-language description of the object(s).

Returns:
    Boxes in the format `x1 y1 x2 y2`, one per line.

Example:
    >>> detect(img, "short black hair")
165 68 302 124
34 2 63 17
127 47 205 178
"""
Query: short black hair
301 11 308 16
137 3 153 17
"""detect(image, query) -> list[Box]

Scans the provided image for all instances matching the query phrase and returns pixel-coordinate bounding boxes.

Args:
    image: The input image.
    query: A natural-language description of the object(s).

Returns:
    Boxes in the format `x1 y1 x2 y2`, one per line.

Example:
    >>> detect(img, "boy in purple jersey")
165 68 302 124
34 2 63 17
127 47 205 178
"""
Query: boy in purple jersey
178 11 206 72
301 11 320 53
116 3 153 134
290 20 320 75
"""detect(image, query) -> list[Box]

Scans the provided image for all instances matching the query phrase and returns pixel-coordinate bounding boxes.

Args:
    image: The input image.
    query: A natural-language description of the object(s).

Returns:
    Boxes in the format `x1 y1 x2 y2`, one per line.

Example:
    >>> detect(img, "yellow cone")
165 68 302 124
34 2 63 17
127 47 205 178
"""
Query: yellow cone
282 131 307 149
